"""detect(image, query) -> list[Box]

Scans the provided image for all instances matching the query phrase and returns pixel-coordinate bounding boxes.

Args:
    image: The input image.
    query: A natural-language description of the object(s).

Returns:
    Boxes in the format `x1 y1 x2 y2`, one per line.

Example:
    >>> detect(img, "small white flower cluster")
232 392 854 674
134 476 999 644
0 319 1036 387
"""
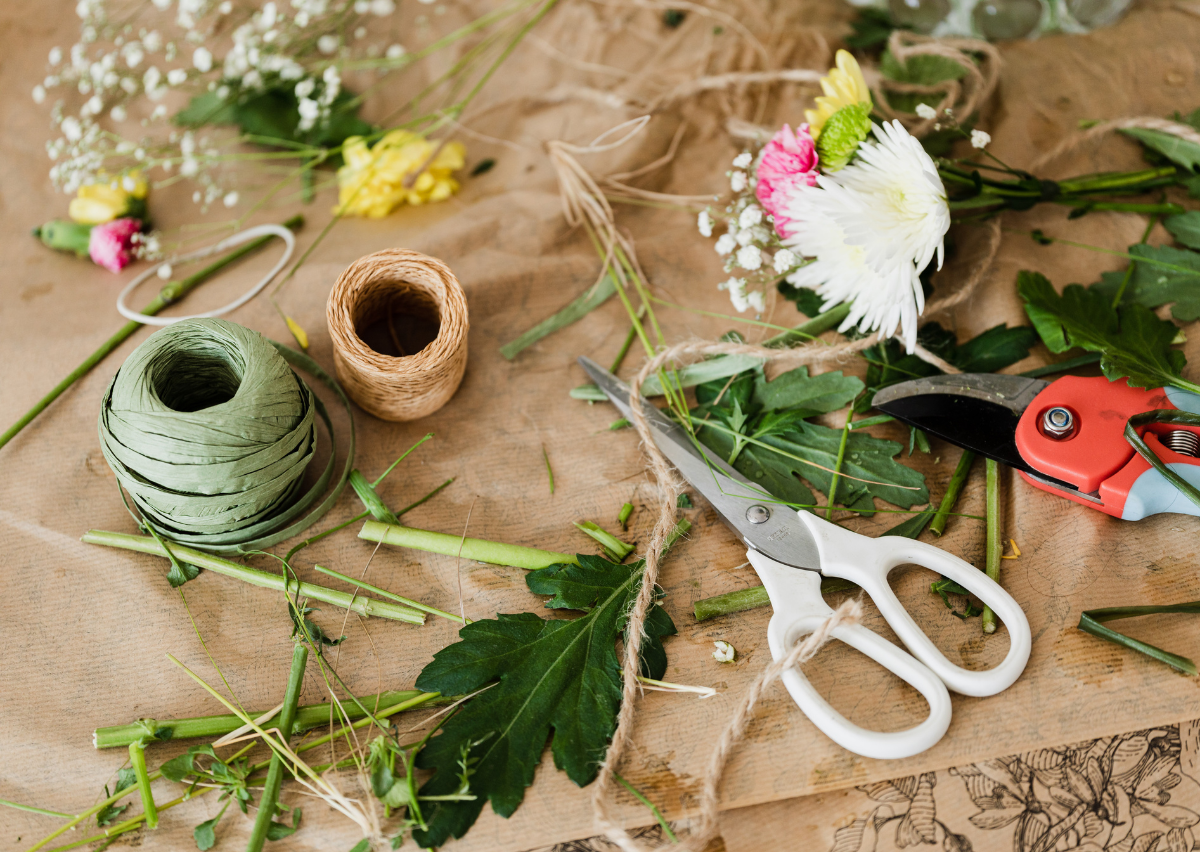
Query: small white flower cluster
36 0 411 204
699 151 802 315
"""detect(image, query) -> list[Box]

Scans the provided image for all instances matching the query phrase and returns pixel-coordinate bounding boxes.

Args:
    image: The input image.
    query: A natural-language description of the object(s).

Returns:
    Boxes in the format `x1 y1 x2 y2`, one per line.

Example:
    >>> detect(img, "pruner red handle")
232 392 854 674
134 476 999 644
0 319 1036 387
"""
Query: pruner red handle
1014 376 1200 520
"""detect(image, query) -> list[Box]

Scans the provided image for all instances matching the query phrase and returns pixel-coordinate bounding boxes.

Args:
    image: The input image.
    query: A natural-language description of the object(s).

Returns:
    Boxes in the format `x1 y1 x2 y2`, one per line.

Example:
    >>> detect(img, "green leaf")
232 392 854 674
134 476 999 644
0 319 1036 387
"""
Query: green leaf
1096 243 1200 322
349 840 372 852
931 578 983 620
114 767 138 794
778 281 826 318
908 426 931 455
1018 270 1190 391
411 555 676 847
194 814 220 850
349 469 398 525
160 744 218 783
695 419 928 511
266 807 302 841
845 6 907 49
754 367 863 416
879 48 969 117
1165 211 1200 249
96 800 129 827
1121 127 1200 172
883 511 933 539
175 87 372 150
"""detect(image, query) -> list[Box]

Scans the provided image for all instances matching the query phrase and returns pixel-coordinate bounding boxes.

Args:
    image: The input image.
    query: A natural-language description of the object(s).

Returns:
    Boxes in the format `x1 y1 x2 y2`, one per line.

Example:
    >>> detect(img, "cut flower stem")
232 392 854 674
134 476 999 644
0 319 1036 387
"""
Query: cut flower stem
83 530 426 624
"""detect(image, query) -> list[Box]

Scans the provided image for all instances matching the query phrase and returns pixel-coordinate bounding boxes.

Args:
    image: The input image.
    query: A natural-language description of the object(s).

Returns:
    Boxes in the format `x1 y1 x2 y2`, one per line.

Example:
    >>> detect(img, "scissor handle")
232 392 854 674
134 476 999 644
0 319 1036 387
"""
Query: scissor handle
796 512 1031 698
749 552 952 760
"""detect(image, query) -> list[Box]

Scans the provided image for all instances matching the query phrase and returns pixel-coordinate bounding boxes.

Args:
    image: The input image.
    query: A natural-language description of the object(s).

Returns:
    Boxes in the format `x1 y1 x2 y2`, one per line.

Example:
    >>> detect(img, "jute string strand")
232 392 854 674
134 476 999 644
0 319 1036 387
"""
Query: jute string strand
327 249 469 422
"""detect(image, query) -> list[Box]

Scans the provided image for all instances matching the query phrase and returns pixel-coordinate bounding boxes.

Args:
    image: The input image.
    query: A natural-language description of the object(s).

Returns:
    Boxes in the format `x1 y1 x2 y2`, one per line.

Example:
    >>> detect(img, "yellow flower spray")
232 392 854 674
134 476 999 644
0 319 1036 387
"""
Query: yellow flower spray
335 131 466 218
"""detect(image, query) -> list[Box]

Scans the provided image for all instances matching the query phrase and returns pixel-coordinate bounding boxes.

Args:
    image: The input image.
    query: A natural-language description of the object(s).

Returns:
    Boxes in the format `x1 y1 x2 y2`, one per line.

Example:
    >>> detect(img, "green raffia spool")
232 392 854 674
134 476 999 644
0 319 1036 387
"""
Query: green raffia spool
98 317 354 552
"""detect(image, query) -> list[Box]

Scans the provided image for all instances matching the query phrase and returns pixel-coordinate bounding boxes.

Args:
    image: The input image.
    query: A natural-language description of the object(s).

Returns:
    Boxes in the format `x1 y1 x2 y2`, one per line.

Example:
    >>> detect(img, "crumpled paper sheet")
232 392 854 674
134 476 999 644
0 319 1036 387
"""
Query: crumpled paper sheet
3 2 1200 851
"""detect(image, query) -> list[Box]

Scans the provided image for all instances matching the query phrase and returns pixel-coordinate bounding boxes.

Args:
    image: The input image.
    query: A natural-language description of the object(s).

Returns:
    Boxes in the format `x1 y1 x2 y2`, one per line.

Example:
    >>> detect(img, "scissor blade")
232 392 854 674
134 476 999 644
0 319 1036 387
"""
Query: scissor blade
871 374 1049 475
578 357 822 570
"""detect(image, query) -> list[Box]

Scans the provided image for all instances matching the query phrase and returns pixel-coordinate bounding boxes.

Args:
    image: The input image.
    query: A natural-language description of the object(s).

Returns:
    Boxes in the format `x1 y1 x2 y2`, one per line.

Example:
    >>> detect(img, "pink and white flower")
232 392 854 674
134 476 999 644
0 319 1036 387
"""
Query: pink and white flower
88 217 142 272
755 124 819 233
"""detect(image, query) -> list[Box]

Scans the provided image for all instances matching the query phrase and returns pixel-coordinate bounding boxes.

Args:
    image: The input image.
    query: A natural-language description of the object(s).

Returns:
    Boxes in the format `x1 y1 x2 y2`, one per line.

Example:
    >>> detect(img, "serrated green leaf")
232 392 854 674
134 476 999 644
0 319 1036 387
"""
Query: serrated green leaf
193 814 220 850
265 807 301 841
1095 243 1200 323
754 367 863 416
778 281 826 318
1121 127 1200 172
1019 270 1191 391
411 555 676 848
695 419 928 510
1165 211 1200 250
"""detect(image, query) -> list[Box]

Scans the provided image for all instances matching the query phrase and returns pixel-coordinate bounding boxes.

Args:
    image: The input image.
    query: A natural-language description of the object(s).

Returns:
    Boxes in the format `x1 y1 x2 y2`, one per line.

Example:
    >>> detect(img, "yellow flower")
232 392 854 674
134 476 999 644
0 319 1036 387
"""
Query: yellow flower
805 50 872 141
68 172 148 224
334 130 466 218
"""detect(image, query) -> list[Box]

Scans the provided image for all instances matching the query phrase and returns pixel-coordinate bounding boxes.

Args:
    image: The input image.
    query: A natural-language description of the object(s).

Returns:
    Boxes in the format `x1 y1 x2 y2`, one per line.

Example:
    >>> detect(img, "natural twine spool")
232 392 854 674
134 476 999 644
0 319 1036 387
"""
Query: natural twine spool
326 249 469 421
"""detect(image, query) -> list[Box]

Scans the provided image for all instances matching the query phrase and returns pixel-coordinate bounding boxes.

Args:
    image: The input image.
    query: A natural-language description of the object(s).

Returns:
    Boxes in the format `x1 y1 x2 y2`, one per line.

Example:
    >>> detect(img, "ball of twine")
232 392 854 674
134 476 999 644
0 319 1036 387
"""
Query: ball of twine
326 248 469 421
99 318 323 549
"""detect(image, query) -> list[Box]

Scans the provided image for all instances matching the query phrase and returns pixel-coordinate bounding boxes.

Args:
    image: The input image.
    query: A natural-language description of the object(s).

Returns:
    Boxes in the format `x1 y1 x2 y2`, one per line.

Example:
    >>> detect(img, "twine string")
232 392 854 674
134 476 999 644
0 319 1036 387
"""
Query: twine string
326 249 469 423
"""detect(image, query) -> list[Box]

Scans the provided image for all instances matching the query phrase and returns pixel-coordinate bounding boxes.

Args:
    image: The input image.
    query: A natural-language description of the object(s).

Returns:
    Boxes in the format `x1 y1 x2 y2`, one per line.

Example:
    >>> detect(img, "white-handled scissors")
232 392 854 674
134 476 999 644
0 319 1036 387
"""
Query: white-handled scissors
579 357 1031 760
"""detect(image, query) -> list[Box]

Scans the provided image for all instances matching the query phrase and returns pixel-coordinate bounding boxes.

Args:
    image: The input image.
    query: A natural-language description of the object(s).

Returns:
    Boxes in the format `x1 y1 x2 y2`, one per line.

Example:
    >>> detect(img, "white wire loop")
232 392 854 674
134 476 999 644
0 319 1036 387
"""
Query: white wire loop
116 223 296 326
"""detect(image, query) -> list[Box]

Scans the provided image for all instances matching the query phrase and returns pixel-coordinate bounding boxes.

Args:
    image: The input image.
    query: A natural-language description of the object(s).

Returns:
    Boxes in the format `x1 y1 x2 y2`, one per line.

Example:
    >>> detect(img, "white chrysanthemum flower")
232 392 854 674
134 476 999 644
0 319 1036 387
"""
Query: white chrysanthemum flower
736 245 762 271
714 233 736 256
730 171 747 192
776 120 948 351
713 641 736 663
738 204 762 229
915 103 937 120
697 210 713 237
732 152 752 169
971 130 991 149
773 248 797 273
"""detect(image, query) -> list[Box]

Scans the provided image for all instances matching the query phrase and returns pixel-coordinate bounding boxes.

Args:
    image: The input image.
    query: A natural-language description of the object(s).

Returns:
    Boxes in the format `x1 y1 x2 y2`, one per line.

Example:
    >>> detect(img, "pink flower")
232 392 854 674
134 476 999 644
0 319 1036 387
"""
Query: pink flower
755 124 819 234
88 217 142 273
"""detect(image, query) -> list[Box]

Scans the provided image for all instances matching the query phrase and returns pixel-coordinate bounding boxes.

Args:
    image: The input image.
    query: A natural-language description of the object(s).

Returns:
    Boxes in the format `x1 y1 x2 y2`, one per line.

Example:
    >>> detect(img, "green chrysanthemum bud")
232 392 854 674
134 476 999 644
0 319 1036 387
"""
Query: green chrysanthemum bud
815 101 873 172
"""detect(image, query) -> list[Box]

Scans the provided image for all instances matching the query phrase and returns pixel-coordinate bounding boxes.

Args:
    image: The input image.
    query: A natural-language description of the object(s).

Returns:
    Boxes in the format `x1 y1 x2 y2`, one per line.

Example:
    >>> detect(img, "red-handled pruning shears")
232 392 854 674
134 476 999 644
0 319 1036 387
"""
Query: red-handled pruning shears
873 374 1200 520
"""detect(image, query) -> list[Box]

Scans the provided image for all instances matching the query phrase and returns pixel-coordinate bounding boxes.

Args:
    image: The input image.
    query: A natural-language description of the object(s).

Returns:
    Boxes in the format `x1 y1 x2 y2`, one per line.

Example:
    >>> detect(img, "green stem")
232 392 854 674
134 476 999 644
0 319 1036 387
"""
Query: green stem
312 564 465 623
0 215 303 452
543 445 555 494
930 451 976 537
693 577 858 622
618 502 634 530
609 310 644 374
575 521 634 561
0 800 72 819
613 772 678 843
94 689 440 749
359 520 575 570
825 408 854 520
1111 214 1160 309
128 741 157 830
1058 166 1177 192
981 459 1001 634
246 644 307 852
762 303 851 348
1051 199 1182 215
82 530 426 624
